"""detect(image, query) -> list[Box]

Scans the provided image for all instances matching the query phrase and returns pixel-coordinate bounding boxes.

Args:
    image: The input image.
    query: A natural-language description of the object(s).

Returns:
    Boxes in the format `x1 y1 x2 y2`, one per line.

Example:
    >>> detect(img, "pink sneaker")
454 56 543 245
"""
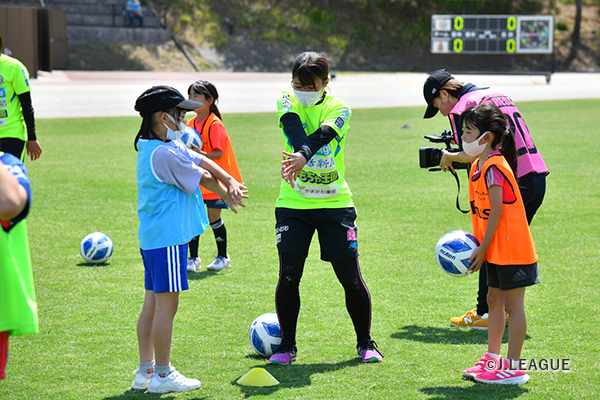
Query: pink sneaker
357 340 383 363
462 353 500 379
268 343 297 365
475 359 529 385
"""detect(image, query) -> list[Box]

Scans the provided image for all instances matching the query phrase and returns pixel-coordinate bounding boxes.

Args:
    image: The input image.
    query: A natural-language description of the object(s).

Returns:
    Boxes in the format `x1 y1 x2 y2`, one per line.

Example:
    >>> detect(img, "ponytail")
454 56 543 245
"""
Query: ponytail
499 127 518 177
460 102 518 176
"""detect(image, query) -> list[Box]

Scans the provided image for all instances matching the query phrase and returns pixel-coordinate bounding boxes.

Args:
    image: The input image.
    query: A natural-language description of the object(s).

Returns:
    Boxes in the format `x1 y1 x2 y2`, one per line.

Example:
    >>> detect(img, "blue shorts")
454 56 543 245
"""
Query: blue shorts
140 244 189 293
204 198 229 209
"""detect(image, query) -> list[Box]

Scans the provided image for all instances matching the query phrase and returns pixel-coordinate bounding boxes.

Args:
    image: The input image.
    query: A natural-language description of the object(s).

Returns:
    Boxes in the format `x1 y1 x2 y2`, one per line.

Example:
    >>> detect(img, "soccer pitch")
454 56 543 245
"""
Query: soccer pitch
1 99 598 399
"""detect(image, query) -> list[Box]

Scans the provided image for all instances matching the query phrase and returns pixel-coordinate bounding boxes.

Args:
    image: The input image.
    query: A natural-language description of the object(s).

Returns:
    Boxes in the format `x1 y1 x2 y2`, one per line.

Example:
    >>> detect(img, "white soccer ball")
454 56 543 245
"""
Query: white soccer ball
435 230 480 277
80 232 113 264
249 313 282 357
179 126 203 149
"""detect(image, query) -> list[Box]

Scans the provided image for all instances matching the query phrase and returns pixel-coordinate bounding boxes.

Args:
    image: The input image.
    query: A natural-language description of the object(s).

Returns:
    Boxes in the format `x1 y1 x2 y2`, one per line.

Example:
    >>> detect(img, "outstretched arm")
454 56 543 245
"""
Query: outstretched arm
281 124 338 188
198 157 248 213
0 161 28 220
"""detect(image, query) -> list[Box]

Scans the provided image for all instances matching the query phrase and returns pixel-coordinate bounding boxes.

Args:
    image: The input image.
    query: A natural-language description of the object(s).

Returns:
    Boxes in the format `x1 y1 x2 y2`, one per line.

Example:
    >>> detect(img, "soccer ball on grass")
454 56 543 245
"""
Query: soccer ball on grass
80 232 113 264
249 313 282 357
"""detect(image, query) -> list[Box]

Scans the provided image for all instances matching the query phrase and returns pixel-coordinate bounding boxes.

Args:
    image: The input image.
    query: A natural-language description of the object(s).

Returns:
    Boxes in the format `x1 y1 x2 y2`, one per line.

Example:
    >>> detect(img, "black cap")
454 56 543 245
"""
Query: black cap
134 85 203 117
423 69 453 119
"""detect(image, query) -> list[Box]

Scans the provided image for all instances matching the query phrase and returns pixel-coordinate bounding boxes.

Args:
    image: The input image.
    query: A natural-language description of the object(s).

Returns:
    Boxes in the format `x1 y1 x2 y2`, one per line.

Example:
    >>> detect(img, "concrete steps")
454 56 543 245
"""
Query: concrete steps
68 26 170 44
3 0 169 44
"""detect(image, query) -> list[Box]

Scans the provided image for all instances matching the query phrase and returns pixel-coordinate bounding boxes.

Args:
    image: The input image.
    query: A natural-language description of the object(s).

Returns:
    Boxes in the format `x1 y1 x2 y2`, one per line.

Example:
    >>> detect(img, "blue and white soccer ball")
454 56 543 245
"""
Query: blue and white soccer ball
249 313 282 357
80 232 113 264
435 230 480 277
179 126 203 149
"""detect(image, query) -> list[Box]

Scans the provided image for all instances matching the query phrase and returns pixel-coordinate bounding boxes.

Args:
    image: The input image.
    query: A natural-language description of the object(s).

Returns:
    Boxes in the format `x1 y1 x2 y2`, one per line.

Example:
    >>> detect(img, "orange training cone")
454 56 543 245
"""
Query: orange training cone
236 367 279 387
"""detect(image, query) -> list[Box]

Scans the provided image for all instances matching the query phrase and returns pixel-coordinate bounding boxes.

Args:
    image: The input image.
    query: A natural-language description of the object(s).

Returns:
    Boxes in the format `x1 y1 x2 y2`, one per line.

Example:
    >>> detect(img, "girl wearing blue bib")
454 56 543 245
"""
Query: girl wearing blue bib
130 86 246 394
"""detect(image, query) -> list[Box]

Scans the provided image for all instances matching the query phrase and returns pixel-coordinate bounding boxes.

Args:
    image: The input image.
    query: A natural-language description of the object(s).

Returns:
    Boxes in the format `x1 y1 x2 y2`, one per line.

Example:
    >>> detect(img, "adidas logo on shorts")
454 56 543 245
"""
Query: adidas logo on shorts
512 268 528 282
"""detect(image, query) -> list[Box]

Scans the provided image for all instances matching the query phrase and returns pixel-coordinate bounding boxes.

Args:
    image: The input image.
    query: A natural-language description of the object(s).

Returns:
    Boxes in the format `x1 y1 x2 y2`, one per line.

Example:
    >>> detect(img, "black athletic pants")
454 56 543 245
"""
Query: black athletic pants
275 253 372 347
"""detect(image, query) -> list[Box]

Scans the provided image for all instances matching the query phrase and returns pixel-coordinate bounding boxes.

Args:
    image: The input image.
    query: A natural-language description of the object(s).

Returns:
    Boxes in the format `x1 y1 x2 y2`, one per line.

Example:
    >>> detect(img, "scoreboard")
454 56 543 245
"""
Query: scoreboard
431 15 554 54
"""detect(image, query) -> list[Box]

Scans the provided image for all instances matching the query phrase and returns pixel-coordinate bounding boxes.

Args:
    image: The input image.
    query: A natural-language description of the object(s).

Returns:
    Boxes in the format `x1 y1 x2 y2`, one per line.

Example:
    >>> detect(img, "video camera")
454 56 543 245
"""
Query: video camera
419 130 470 171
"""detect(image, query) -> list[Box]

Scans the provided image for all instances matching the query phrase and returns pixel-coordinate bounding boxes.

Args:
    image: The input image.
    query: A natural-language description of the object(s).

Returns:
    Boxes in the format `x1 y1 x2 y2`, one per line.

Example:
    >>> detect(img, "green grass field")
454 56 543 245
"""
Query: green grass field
1 99 599 399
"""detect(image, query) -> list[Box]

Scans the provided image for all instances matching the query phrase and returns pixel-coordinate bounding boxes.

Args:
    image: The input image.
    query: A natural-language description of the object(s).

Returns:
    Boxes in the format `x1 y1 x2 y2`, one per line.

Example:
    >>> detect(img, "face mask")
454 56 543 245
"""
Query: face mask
164 113 186 142
463 131 489 157
439 98 454 116
293 88 324 108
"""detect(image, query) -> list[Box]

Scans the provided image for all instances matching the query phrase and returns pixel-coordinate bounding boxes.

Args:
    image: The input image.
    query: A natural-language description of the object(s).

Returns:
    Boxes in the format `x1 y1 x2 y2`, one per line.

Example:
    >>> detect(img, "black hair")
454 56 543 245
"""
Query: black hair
460 102 518 176
438 77 465 99
292 51 329 89
187 80 222 120
134 106 180 151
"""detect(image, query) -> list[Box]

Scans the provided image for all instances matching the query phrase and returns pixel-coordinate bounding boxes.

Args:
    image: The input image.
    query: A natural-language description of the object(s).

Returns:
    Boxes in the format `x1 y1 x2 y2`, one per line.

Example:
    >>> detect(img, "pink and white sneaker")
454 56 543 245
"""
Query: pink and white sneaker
462 353 500 380
357 340 383 363
475 359 530 385
268 342 297 365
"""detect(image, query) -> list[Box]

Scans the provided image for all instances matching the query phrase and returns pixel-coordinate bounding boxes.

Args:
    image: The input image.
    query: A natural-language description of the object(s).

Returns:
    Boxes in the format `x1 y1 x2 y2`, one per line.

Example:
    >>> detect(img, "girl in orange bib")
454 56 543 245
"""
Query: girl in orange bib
186 81 243 272
460 103 540 385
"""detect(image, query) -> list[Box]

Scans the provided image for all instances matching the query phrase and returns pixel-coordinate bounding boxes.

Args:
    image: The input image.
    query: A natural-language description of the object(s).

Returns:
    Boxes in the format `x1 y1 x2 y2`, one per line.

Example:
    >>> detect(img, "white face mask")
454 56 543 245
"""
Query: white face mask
164 113 186 142
462 131 489 157
293 88 324 108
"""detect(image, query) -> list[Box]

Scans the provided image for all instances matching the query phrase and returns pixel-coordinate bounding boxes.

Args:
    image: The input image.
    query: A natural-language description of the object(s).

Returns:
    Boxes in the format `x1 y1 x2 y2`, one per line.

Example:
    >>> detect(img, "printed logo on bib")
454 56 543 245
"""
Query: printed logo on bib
334 108 350 129
281 94 292 112
347 228 356 241
293 183 339 198
306 155 335 170
298 169 339 185
315 144 332 157
22 68 30 87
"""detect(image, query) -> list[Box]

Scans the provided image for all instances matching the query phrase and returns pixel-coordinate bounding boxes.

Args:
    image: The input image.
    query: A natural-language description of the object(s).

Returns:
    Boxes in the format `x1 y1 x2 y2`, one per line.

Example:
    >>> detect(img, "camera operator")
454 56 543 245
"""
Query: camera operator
423 69 549 331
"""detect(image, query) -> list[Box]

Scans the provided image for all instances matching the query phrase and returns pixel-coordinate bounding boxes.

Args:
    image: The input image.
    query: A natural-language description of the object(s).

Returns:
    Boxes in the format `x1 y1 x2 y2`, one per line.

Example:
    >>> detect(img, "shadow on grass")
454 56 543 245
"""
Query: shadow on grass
233 358 362 397
187 269 226 281
391 325 530 345
103 389 208 399
419 383 528 399
77 262 110 267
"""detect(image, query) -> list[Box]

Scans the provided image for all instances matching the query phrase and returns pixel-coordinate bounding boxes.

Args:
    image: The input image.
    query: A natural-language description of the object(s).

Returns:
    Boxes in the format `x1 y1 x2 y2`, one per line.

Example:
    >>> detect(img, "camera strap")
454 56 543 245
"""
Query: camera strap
450 169 470 214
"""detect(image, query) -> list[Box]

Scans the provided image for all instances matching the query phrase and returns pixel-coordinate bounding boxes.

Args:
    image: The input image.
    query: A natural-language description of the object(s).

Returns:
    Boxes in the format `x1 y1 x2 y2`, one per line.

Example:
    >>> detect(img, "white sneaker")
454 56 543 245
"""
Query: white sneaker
187 257 201 272
147 368 201 394
131 369 152 390
206 255 230 271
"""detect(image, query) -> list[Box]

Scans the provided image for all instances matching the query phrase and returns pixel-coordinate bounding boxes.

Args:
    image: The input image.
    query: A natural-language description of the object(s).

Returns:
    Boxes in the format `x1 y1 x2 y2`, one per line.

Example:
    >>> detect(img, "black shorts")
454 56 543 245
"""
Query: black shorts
487 262 541 290
0 137 25 161
275 207 358 261
204 198 229 209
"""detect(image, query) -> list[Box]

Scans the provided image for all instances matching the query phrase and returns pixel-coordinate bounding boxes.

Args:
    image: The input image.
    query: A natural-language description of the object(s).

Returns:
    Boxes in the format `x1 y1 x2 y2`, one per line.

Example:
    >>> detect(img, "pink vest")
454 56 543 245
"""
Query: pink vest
448 88 548 178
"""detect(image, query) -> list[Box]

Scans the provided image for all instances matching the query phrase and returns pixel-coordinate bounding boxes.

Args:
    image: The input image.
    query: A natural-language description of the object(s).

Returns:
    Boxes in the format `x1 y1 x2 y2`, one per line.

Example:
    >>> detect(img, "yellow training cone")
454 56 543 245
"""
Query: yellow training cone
236 367 279 387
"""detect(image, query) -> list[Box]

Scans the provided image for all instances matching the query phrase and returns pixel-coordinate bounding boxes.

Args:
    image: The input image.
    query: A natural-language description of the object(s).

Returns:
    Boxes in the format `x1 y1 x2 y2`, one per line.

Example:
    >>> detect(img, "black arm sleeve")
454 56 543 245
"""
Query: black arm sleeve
280 112 311 159
280 113 339 161
306 125 338 158
17 92 36 141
